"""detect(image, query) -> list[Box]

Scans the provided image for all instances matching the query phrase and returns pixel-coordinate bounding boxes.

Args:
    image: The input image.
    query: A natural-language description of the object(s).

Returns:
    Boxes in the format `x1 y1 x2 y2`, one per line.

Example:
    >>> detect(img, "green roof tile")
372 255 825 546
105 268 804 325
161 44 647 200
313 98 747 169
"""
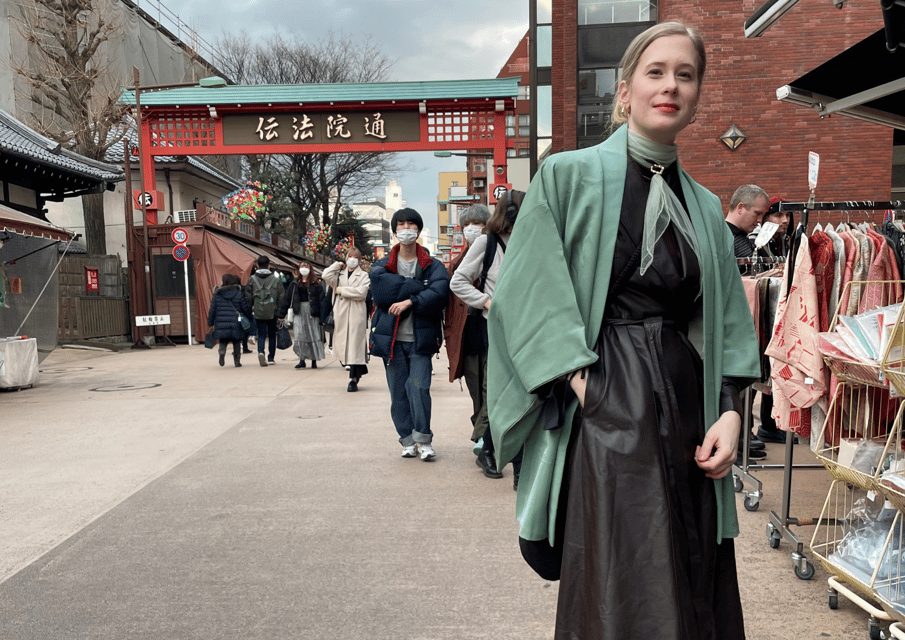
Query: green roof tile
122 78 521 107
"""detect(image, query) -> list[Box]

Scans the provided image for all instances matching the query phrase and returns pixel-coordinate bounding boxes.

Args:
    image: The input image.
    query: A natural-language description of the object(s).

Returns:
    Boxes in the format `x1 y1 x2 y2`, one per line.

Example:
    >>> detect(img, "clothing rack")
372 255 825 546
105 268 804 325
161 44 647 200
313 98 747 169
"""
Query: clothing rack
761 200 905 581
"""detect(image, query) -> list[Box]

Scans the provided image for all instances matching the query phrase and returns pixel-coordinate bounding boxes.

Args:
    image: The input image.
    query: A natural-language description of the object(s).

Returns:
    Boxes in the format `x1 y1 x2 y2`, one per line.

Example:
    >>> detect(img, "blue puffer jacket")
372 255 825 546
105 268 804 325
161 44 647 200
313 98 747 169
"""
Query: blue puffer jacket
369 244 450 358
207 284 252 341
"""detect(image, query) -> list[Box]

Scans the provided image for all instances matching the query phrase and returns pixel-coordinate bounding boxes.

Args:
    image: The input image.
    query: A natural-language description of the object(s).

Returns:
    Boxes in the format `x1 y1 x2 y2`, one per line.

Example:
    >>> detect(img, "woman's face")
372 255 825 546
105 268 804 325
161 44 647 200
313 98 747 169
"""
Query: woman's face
618 35 701 146
297 263 311 278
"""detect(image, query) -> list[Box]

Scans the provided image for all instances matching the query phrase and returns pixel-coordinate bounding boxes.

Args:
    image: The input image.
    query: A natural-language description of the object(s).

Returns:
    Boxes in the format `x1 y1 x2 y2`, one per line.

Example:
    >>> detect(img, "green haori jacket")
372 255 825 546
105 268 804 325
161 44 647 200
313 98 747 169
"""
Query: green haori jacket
487 125 760 544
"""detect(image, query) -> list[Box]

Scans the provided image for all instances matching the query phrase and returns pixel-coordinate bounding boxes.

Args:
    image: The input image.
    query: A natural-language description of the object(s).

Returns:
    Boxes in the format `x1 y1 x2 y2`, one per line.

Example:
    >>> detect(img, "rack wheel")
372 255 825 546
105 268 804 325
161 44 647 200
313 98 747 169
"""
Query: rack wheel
828 589 838 610
733 475 743 493
869 618 882 640
794 561 815 580
766 523 781 549
743 496 760 512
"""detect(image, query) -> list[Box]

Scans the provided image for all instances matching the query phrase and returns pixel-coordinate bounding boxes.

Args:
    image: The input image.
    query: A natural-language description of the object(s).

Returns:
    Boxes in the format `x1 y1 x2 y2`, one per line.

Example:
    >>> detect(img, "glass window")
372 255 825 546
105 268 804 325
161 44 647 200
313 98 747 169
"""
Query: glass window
578 0 656 25
518 147 530 157
578 68 617 102
538 138 553 162
577 102 615 148
537 85 552 138
507 148 517 158
537 0 552 23
519 126 531 137
518 114 530 126
537 25 552 67
506 126 516 137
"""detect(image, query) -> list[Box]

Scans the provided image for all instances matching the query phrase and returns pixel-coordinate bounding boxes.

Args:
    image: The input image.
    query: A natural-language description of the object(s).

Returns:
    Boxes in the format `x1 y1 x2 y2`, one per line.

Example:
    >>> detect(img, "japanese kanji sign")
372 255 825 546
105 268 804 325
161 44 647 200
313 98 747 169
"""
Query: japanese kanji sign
222 111 421 146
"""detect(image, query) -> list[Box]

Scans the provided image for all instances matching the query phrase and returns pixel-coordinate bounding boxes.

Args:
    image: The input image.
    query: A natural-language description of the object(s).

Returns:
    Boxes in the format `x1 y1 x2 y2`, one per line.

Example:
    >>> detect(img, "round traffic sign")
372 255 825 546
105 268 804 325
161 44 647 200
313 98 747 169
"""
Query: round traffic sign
173 245 190 262
172 227 188 244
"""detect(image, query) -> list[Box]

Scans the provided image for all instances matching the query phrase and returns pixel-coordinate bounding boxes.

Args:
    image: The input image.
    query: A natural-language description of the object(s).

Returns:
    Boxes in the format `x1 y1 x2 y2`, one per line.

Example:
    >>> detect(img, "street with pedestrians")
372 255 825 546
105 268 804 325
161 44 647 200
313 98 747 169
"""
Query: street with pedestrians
0 344 879 638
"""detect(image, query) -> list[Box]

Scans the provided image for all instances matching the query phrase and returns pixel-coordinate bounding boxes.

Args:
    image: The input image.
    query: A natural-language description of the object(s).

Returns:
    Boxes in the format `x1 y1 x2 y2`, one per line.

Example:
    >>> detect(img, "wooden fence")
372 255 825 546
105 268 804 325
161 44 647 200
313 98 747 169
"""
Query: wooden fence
59 255 132 342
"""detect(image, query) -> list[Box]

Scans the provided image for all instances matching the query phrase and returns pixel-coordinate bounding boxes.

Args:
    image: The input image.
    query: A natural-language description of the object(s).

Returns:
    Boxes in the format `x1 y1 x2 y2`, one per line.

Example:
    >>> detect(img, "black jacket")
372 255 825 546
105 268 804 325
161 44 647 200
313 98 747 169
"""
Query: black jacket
207 284 252 341
277 280 323 320
369 245 450 358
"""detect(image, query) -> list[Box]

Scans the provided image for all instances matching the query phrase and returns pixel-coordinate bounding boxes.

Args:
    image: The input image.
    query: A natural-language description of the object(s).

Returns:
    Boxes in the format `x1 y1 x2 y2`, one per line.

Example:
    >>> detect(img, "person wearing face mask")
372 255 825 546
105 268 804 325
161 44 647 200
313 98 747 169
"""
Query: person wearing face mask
444 204 491 455
322 247 371 391
277 261 325 369
369 208 450 461
487 22 759 639
450 192 525 484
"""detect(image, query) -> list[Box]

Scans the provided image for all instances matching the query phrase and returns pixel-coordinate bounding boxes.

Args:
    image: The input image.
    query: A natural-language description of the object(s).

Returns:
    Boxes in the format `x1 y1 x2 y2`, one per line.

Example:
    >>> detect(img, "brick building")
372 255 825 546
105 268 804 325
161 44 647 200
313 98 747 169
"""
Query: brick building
537 0 903 222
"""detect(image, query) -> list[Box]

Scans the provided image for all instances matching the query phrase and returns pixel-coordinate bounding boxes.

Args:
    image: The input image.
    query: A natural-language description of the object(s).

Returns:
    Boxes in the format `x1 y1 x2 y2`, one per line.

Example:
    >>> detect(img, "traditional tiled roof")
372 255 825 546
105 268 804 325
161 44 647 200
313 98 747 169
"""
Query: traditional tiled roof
120 78 521 107
0 108 124 184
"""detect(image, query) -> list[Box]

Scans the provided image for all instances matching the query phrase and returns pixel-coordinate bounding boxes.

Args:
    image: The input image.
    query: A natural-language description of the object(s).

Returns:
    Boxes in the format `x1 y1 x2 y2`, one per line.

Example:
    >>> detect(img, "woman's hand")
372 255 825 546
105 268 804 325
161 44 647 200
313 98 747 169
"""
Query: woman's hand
569 370 587 407
483 298 492 311
695 411 741 479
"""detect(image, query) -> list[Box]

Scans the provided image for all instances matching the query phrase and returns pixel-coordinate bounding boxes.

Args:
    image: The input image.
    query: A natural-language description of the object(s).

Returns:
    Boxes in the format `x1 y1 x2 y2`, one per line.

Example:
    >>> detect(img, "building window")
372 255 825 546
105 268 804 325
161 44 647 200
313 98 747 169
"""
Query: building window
507 148 517 158
518 147 530 157
537 25 552 67
578 0 657 25
579 68 617 101
577 103 615 148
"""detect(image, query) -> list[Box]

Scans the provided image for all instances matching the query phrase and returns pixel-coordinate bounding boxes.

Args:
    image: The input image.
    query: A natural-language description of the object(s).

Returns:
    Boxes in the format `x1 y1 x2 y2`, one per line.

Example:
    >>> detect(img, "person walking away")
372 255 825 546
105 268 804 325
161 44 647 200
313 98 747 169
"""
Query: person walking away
487 22 760 639
322 247 371 391
444 204 492 457
277 261 326 369
244 255 283 367
207 273 253 367
370 208 450 461
450 194 525 483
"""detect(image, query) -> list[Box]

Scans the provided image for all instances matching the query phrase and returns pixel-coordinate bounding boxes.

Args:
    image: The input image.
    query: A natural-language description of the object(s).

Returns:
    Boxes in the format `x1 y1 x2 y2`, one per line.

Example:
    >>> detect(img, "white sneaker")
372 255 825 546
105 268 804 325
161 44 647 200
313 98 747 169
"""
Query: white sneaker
419 444 436 461
401 444 418 458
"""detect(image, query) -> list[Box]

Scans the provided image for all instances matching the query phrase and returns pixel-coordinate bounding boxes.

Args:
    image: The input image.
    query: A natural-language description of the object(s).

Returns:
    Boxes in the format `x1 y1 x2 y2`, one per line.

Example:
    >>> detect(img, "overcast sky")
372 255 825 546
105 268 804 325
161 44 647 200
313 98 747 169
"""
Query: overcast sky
167 0 530 241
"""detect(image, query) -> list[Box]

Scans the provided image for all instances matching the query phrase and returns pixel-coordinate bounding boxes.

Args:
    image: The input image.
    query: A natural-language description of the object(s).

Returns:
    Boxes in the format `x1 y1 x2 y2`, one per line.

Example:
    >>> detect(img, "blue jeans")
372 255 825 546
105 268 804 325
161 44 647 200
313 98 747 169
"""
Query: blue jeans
383 341 433 445
256 317 277 360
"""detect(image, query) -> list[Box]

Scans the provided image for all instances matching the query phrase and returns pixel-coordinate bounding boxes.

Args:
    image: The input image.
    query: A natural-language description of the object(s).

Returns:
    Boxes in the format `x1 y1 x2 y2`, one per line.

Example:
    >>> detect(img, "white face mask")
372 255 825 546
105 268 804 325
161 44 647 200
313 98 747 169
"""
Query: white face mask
345 258 359 270
396 229 419 245
299 268 310 277
463 224 483 245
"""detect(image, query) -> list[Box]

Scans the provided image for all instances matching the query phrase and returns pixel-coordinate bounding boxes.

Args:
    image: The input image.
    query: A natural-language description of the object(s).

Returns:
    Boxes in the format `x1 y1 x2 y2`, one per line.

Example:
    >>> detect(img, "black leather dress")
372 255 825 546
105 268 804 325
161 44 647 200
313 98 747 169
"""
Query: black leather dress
553 160 746 640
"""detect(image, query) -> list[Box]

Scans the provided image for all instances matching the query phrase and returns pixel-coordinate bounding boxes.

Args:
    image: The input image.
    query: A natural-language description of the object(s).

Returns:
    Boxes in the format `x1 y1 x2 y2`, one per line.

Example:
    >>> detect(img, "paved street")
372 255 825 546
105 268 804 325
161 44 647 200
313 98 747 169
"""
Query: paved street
0 344 879 639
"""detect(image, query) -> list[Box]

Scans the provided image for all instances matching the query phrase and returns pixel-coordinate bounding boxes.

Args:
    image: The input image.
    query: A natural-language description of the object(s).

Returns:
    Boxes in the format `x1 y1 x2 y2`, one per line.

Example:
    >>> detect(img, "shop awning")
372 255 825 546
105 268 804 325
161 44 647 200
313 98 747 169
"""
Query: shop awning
232 238 296 271
776 28 905 130
0 204 73 242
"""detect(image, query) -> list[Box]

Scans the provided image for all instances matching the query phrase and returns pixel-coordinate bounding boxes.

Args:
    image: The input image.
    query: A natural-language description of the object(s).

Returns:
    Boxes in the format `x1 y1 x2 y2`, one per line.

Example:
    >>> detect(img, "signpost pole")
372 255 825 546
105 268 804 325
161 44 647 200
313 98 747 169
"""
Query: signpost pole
184 259 192 346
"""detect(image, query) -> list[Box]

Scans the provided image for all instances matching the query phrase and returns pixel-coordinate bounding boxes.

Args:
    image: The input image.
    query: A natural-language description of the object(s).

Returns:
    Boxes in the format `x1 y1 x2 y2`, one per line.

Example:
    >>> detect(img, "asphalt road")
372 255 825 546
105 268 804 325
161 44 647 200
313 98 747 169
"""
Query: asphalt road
0 344 878 639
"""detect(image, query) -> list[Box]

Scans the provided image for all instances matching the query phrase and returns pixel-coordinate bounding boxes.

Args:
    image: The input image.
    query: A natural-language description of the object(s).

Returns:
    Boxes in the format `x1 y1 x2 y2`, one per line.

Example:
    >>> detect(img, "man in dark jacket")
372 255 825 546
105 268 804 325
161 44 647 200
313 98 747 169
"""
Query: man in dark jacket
370 208 450 461
244 255 283 367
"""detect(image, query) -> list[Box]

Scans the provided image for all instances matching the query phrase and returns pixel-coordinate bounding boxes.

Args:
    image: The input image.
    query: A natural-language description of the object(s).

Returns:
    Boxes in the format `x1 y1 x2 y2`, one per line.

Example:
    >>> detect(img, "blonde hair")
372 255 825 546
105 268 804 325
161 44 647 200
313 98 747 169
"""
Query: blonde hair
611 21 706 125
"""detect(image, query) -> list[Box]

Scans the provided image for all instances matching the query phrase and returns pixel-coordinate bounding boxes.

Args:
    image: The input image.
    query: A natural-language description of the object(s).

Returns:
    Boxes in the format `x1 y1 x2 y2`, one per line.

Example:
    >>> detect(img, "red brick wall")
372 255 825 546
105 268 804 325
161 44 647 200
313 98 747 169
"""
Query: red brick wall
551 1 894 223
553 0 578 154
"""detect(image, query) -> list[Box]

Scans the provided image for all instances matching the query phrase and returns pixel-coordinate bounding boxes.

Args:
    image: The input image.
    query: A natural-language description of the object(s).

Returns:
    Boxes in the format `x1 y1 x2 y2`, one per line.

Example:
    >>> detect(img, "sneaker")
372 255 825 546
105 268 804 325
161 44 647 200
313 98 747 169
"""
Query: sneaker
419 444 436 461
267 358 275 365
401 444 418 458
258 353 267 367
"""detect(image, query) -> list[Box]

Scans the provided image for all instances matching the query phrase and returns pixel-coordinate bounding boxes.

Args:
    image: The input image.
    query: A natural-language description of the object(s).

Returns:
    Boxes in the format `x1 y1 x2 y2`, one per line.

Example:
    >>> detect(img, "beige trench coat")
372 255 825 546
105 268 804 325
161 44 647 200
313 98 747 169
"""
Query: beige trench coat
322 262 370 366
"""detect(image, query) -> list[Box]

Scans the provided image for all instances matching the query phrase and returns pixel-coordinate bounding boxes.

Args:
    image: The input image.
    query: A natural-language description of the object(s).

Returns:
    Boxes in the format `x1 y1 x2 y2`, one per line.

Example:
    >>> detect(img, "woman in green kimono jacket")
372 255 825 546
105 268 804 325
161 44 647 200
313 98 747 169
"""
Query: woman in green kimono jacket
487 22 760 640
